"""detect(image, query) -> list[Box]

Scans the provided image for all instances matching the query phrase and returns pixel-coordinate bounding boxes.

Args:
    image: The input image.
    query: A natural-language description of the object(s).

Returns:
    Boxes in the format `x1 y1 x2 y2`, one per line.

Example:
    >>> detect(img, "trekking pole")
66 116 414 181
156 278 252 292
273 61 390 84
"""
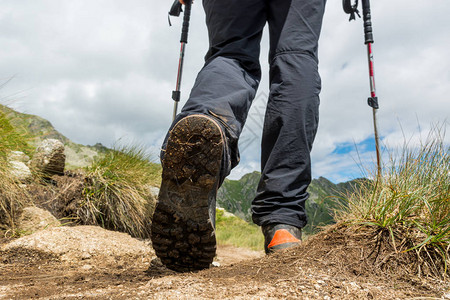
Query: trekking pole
168 0 193 122
343 0 382 179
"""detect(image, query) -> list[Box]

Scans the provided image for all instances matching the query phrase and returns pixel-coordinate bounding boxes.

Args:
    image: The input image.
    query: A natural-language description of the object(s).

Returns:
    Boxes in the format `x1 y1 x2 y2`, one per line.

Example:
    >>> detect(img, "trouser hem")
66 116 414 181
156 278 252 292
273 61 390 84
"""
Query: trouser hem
253 215 307 229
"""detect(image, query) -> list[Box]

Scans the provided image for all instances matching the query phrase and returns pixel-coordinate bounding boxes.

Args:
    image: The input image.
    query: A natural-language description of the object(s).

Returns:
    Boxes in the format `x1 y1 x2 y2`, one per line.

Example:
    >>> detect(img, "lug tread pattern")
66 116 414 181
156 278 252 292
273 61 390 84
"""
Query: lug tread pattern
151 115 223 272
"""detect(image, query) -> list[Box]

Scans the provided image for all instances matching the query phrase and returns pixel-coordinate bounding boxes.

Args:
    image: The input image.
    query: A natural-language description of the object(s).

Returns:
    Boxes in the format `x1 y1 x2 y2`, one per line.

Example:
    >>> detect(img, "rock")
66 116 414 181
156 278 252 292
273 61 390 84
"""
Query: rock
18 206 61 233
211 261 221 268
81 264 94 271
150 257 164 268
0 225 153 264
8 151 30 163
31 139 66 176
149 186 160 198
9 161 33 183
216 207 237 218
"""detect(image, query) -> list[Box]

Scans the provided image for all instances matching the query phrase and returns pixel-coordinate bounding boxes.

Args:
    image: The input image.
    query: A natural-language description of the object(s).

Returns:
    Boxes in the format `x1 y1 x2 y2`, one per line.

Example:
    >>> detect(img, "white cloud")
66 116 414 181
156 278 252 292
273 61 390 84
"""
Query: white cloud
228 160 261 181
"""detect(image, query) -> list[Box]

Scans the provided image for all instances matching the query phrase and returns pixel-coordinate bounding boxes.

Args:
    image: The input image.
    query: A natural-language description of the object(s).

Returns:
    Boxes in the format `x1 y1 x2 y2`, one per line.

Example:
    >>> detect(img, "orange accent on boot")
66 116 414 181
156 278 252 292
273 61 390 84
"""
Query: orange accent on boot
267 229 301 249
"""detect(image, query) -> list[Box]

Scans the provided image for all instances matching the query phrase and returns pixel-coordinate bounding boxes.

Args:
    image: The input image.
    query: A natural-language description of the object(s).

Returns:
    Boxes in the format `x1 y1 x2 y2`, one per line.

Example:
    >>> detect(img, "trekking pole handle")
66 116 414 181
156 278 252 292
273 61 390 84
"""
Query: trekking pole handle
361 0 374 44
181 0 192 43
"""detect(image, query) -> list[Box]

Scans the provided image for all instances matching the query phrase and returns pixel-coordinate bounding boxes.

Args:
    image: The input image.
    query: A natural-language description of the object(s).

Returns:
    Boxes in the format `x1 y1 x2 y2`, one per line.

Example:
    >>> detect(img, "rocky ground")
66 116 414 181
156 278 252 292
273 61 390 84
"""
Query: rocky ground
1 223 449 299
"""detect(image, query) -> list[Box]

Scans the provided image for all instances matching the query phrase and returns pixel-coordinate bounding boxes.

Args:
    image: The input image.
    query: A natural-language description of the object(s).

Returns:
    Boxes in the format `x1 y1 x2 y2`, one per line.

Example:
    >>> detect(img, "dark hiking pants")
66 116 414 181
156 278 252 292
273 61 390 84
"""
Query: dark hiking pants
166 0 326 229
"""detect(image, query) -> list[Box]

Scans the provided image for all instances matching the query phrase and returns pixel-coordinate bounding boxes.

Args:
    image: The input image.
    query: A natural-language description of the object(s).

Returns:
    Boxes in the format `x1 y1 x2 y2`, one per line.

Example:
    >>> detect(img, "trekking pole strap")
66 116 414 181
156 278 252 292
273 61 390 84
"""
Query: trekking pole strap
168 0 182 26
169 0 183 17
181 0 192 43
342 0 360 21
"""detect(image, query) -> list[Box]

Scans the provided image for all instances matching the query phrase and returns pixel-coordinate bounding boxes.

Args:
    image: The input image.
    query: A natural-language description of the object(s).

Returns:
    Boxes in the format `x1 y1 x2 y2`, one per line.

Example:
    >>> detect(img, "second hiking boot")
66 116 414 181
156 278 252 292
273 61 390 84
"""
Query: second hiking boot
262 224 302 254
151 114 224 272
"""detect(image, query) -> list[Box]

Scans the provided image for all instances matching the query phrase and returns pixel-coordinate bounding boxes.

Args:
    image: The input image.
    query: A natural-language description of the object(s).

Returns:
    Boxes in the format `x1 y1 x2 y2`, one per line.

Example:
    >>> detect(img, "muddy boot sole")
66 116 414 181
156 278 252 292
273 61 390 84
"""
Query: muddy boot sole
151 115 224 272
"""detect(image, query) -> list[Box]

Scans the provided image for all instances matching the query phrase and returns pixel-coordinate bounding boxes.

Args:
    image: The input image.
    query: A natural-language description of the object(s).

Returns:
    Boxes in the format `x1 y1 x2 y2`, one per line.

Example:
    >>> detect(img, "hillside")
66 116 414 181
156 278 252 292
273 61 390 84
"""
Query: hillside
0 104 107 168
216 171 260 221
217 172 365 235
1 104 448 299
2 103 359 235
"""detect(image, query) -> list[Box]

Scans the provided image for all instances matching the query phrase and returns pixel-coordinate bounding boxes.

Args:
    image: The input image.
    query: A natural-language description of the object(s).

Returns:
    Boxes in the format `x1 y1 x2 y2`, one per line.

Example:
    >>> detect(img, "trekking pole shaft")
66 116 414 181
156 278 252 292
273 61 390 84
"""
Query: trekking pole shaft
173 42 186 121
367 43 381 178
363 0 382 178
372 107 382 178
343 0 382 177
367 43 376 99
172 0 192 121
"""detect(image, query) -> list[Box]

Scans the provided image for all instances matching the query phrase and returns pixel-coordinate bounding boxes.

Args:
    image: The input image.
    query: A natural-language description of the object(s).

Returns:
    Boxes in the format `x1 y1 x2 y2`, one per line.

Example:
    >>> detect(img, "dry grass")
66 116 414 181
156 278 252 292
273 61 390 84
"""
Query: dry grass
0 167 29 234
1 106 162 239
80 145 161 238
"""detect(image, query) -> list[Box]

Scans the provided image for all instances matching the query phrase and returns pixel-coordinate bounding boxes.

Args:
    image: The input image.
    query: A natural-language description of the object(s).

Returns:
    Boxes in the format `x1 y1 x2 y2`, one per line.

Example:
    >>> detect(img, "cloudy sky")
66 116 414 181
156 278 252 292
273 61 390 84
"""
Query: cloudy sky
1 0 449 182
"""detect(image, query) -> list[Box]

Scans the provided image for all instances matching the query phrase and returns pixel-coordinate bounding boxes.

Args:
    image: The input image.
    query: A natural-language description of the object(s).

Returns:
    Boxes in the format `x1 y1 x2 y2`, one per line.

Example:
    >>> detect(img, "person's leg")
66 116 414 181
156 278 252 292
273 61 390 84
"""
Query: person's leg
167 0 268 180
152 0 267 271
252 0 326 233
174 57 259 183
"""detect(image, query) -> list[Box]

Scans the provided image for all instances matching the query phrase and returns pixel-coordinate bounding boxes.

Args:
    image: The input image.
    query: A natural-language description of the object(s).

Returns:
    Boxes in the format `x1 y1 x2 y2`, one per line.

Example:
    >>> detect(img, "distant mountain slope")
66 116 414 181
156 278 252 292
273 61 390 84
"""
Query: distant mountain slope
0 104 107 168
216 171 260 222
217 172 366 235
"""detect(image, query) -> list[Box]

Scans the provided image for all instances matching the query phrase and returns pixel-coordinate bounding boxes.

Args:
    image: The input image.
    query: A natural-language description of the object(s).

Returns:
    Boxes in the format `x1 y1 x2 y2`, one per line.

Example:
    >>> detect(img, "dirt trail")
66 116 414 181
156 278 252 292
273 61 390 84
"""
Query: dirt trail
1 225 448 299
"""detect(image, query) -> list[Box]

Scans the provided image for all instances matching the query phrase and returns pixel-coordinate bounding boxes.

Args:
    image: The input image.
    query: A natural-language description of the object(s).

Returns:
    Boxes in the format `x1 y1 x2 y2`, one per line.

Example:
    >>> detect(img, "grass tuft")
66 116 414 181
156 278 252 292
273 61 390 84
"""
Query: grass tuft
80 145 161 238
0 111 32 232
0 166 30 233
338 125 449 277
0 111 33 159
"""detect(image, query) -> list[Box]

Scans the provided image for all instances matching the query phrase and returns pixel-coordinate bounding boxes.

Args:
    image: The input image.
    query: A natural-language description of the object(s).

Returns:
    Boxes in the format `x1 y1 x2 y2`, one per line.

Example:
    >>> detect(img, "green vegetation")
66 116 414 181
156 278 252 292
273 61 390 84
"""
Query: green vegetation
338 128 449 277
0 111 32 231
0 111 33 158
0 103 108 169
215 208 264 251
217 171 260 222
81 145 161 238
217 171 363 235
0 104 69 147
305 177 367 234
1 105 163 238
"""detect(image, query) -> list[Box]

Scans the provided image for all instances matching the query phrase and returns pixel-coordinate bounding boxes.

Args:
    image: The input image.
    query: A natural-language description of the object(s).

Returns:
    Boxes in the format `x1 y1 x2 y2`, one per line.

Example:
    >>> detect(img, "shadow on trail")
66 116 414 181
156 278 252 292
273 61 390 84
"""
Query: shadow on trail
144 258 178 278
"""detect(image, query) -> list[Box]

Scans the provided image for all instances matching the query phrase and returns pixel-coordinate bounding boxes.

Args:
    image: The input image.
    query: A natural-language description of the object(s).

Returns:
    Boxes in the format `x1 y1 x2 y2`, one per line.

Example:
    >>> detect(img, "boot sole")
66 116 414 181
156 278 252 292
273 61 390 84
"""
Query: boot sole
151 115 223 272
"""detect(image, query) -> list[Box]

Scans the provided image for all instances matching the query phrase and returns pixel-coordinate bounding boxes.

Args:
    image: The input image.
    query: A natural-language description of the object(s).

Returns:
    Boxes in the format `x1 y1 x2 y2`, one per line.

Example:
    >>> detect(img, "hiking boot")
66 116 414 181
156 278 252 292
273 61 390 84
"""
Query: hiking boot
151 114 224 272
262 224 302 254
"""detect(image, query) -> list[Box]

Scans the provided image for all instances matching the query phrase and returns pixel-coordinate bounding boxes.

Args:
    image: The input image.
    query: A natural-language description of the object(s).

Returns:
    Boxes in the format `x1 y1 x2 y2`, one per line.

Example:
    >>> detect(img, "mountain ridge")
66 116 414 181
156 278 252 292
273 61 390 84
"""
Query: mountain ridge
217 171 366 235
0 104 107 168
